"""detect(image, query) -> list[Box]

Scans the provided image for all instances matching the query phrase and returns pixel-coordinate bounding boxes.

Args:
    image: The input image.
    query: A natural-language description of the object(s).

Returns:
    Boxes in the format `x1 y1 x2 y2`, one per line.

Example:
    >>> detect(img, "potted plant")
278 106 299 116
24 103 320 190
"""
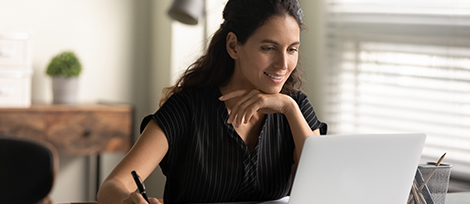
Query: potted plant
46 51 82 104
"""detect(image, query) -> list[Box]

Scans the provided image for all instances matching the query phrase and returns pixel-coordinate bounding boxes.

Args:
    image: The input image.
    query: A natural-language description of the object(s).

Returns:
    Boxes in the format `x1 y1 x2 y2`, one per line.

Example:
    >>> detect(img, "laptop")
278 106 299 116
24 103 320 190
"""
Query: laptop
194 133 426 204
288 133 426 204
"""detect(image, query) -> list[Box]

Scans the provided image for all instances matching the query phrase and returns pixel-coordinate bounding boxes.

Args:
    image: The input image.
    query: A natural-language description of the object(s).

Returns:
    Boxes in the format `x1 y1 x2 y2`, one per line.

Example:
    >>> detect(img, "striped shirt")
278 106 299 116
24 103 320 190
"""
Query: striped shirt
140 87 326 204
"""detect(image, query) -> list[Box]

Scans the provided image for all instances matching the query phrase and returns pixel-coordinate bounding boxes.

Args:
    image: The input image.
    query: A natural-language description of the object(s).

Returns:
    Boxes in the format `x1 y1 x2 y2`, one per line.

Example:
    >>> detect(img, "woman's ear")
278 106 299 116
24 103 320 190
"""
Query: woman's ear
226 32 239 59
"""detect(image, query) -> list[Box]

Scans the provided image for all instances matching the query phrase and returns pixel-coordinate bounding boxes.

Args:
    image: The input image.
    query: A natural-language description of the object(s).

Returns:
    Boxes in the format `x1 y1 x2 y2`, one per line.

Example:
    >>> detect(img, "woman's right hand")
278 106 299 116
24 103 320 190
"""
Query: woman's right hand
121 192 162 204
97 120 168 204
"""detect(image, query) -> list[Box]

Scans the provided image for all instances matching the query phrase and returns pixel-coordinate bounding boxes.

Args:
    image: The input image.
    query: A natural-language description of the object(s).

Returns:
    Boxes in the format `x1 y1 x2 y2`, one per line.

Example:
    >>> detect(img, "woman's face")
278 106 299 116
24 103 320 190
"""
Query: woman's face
229 14 300 94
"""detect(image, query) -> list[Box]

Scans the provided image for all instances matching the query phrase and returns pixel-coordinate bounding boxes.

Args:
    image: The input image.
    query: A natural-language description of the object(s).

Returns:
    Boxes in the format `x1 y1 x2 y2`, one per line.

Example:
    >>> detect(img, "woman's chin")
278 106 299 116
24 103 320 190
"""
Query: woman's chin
260 87 283 94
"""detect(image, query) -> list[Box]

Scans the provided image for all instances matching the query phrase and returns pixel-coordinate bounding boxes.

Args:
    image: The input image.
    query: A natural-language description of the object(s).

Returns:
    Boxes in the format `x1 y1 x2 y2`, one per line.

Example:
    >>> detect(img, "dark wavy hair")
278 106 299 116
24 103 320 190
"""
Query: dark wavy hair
160 0 304 106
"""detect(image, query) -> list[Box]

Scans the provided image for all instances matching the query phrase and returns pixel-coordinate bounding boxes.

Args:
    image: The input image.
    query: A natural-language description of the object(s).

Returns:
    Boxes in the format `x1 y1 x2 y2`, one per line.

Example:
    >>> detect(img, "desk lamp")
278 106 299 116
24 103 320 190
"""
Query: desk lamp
168 0 205 25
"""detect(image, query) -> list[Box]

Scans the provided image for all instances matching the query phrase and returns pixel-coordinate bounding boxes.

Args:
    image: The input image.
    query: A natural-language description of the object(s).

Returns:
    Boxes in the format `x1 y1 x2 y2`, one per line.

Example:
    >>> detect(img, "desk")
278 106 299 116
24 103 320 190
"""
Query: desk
447 192 470 204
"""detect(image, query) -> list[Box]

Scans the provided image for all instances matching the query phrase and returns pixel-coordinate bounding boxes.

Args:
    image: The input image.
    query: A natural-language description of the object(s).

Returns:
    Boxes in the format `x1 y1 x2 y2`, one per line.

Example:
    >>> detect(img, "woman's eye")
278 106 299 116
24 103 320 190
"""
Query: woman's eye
262 46 275 51
288 48 298 53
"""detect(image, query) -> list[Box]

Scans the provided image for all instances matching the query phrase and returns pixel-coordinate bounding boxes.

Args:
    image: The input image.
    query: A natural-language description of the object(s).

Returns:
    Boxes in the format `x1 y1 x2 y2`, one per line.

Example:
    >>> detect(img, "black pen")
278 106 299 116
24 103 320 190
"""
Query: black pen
131 170 150 203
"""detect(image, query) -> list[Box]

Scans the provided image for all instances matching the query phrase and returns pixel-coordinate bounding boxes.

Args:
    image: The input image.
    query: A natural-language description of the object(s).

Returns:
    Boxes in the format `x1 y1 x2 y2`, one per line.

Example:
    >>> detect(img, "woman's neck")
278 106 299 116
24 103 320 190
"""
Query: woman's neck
220 65 256 95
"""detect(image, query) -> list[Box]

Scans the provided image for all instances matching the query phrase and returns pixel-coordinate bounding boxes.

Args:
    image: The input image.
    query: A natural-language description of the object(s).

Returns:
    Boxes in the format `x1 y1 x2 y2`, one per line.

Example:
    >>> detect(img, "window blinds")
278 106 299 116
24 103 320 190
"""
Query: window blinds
324 0 470 177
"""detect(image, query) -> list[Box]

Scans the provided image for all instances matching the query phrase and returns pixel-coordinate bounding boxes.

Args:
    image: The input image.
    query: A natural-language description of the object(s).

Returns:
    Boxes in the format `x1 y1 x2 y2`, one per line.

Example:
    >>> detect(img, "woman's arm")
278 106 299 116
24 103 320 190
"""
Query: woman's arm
282 96 320 163
97 120 168 204
219 90 320 163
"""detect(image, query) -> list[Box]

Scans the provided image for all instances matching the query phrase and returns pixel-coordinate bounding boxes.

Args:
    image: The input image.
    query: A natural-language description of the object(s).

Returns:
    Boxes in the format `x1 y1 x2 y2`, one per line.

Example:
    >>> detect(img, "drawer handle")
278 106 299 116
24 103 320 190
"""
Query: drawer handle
0 48 15 57
83 130 92 138
0 87 14 96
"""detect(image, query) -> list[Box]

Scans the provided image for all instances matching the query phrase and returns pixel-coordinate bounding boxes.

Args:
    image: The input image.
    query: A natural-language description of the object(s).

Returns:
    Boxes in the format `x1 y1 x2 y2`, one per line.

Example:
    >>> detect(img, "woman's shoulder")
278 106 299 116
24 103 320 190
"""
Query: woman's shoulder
288 90 308 103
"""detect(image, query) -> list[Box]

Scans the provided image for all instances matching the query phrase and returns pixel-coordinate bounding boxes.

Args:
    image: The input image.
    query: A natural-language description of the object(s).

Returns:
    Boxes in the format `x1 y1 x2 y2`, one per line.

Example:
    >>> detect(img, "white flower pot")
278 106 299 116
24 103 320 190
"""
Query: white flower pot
52 76 78 104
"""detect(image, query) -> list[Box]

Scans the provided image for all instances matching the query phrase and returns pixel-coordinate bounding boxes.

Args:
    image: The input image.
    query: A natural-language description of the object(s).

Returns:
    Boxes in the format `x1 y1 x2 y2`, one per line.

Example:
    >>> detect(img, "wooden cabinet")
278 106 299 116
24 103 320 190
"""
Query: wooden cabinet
0 104 133 155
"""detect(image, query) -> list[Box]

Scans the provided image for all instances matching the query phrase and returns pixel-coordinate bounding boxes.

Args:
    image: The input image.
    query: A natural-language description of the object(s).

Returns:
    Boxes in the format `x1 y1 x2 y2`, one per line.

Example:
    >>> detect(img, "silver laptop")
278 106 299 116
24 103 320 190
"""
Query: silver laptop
288 133 426 204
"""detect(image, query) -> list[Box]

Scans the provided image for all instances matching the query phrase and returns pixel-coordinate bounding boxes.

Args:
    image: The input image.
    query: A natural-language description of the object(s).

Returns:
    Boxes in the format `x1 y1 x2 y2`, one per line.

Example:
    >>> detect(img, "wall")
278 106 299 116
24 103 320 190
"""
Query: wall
0 0 135 104
298 0 326 119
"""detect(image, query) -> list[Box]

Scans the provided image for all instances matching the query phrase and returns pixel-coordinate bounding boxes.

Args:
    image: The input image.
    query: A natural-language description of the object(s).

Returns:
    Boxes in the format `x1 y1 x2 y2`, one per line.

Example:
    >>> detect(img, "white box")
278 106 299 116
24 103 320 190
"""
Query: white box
0 31 33 108
0 32 32 68
0 69 32 107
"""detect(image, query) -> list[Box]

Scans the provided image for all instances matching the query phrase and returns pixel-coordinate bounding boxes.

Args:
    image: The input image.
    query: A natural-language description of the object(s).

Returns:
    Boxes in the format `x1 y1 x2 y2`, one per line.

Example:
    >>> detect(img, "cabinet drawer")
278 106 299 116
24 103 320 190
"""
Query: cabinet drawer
0 70 32 107
45 111 132 155
0 104 133 155
0 112 45 140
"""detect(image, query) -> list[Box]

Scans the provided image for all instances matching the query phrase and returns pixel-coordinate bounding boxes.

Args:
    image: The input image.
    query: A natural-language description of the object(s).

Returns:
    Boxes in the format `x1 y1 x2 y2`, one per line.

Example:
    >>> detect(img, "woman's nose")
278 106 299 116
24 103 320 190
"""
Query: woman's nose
274 52 288 70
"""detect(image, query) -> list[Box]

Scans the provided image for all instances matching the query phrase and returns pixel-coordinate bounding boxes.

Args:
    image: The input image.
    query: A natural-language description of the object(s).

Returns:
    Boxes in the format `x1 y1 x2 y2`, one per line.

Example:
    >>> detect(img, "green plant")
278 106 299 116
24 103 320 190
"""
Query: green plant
46 51 82 77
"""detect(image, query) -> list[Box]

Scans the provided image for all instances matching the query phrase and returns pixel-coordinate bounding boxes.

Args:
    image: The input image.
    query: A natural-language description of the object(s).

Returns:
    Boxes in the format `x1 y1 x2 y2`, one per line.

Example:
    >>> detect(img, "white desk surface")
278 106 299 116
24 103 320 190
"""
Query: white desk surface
446 192 470 204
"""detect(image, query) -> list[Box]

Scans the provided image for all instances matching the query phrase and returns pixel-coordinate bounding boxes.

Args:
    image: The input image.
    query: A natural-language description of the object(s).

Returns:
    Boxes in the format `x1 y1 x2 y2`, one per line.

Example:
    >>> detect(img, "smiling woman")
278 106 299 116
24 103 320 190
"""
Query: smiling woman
97 1 327 204
223 15 300 95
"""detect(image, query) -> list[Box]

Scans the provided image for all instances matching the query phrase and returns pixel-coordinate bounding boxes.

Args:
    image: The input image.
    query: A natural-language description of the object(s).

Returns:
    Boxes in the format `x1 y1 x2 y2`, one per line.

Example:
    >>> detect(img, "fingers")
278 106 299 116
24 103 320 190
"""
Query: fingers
234 93 264 126
149 197 162 204
221 90 294 127
122 192 155 204
219 89 248 101
226 91 249 126
223 90 267 127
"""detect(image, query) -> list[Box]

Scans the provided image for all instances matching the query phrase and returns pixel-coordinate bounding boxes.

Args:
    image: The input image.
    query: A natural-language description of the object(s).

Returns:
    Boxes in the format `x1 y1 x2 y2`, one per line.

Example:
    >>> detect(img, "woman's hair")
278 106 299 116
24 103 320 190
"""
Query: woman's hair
160 0 304 106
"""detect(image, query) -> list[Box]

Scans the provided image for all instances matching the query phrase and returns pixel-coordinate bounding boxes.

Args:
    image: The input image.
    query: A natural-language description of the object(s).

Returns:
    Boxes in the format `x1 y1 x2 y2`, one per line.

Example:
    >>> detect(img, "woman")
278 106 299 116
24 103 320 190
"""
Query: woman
97 0 326 203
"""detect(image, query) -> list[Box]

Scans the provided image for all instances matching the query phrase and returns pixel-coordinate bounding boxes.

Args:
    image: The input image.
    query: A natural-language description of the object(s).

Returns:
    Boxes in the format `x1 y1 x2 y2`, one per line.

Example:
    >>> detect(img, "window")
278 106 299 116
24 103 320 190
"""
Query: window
324 0 470 177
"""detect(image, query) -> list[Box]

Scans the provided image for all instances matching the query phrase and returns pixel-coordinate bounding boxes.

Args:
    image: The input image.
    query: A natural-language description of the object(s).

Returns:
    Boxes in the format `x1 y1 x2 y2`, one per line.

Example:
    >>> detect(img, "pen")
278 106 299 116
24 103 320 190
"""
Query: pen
131 170 150 204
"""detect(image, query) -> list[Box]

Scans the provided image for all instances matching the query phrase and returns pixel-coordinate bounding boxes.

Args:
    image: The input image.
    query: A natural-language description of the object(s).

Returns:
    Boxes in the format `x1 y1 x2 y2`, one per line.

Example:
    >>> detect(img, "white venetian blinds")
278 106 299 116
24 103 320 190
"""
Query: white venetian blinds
323 0 470 177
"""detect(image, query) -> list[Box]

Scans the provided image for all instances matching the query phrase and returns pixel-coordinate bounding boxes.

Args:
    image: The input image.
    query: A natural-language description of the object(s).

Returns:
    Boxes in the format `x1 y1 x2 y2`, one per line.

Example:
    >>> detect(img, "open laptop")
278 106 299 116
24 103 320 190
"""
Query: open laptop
195 133 426 204
288 133 426 204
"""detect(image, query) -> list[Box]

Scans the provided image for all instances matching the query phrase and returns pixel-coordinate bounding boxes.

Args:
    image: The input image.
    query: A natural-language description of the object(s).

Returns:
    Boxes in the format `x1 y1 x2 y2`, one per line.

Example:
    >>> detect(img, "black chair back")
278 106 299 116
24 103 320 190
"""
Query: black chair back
0 137 57 204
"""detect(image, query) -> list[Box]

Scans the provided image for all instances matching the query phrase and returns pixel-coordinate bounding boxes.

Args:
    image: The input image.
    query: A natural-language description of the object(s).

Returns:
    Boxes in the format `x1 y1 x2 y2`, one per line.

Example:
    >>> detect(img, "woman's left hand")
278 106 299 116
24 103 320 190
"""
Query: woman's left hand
219 89 296 127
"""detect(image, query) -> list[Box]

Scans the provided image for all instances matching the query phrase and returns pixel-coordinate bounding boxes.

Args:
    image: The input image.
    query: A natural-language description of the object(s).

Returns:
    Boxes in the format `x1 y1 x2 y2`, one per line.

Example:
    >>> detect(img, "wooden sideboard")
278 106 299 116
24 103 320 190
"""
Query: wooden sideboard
0 104 133 155
0 103 134 198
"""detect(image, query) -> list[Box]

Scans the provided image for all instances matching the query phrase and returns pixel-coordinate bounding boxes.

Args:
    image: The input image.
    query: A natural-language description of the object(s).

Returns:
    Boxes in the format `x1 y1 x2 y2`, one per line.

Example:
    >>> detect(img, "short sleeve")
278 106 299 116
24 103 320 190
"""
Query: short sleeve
139 92 192 145
292 91 327 135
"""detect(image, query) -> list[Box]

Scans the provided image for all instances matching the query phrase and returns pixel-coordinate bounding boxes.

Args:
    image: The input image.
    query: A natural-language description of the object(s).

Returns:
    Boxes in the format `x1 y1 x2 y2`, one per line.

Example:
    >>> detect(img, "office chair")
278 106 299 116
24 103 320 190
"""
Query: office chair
0 136 59 204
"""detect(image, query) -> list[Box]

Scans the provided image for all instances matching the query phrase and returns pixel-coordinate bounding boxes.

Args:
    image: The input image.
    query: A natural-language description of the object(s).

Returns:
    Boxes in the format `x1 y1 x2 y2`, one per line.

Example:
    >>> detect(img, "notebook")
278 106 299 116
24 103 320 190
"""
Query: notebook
288 133 426 204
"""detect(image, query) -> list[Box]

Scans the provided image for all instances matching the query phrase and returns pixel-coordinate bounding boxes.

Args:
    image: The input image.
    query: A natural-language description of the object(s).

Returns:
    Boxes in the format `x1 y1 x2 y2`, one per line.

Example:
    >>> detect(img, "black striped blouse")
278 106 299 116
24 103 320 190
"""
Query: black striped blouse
140 87 326 204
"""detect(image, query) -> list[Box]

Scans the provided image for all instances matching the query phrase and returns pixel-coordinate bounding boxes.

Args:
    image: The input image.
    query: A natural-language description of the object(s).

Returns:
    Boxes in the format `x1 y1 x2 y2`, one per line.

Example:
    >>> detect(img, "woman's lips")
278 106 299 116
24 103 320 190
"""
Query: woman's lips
264 72 283 80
